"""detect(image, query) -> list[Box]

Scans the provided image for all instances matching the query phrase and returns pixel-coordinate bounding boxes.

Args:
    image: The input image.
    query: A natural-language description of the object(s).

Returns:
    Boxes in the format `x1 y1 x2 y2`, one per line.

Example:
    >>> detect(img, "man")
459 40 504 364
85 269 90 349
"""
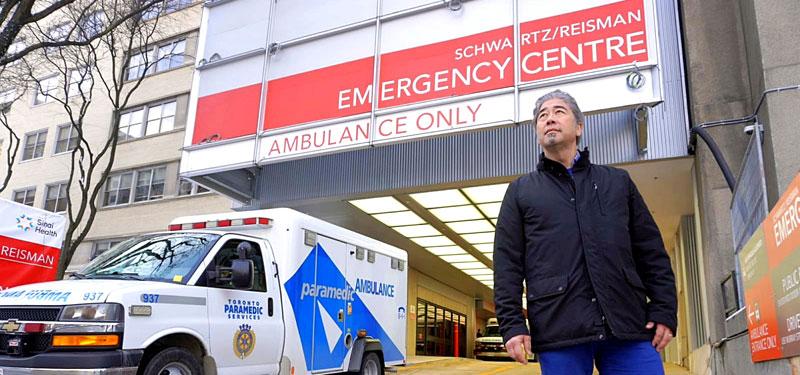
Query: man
493 90 677 374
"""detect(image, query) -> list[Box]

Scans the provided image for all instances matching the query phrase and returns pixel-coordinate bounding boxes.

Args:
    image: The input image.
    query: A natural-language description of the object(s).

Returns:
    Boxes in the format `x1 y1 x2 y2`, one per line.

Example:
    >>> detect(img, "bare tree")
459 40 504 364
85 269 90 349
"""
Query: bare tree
0 0 164 67
19 0 191 277
0 88 25 192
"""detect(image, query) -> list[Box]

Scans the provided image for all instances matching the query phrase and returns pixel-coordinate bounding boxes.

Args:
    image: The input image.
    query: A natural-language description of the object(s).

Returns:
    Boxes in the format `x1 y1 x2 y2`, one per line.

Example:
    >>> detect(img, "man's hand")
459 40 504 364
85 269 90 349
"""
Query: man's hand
646 321 673 352
504 334 531 364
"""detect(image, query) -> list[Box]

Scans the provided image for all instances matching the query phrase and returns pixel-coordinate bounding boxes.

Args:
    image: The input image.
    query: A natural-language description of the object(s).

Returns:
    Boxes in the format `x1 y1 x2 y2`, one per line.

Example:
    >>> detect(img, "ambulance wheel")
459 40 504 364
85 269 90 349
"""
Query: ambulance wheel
142 347 203 375
360 352 383 375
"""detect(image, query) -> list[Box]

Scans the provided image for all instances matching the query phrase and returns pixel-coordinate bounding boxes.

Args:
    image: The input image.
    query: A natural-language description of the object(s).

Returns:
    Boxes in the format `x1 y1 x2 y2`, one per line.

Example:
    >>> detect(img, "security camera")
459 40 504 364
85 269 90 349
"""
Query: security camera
744 123 760 135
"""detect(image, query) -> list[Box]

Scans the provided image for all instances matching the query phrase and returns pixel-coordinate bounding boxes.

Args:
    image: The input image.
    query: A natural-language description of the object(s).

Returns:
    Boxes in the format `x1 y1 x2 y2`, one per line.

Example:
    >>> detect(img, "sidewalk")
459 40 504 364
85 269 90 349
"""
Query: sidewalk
393 357 690 374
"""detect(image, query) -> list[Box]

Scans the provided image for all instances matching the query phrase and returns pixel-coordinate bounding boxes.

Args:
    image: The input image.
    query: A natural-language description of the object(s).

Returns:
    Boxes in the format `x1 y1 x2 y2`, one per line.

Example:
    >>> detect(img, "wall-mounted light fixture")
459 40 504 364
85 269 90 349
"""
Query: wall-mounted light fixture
446 0 462 11
626 61 646 90
634 105 649 154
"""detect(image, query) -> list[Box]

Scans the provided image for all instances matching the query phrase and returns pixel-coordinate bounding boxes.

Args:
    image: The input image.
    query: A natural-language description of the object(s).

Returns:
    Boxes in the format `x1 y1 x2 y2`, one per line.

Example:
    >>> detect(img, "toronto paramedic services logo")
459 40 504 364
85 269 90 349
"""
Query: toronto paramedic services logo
233 324 256 359
16 214 34 232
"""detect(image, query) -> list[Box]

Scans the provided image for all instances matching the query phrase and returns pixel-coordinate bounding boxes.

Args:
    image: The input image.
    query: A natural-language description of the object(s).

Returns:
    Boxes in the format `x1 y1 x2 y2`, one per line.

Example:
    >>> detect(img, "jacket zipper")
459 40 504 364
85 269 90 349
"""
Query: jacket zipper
593 182 605 215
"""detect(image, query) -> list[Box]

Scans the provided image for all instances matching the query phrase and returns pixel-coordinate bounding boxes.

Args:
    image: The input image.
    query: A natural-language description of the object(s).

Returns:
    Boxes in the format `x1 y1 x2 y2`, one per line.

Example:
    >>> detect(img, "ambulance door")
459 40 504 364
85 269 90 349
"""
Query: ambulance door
309 235 350 372
199 235 282 375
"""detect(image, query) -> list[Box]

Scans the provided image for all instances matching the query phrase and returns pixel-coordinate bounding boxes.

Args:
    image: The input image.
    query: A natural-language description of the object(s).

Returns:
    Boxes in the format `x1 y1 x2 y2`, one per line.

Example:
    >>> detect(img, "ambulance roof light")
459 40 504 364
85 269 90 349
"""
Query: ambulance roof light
168 217 271 231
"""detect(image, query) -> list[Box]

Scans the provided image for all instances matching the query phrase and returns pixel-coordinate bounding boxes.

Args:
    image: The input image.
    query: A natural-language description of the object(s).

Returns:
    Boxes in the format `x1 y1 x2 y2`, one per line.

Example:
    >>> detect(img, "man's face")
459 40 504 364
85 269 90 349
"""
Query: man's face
535 98 583 149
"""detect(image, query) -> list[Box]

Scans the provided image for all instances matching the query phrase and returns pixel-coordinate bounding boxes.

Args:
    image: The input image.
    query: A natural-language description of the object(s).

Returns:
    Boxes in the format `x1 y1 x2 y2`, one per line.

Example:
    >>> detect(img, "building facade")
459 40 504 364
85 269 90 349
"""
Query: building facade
682 0 800 373
182 0 697 364
0 2 233 273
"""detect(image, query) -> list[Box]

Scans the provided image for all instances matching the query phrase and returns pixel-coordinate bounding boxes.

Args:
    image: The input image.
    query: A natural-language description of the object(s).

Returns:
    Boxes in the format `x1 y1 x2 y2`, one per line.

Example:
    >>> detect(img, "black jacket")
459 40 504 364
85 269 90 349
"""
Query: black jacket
493 149 677 351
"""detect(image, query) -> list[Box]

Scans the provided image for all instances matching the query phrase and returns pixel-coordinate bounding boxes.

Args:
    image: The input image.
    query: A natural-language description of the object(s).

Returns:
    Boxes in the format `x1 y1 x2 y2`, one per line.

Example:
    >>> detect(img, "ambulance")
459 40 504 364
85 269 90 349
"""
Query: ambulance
0 208 407 375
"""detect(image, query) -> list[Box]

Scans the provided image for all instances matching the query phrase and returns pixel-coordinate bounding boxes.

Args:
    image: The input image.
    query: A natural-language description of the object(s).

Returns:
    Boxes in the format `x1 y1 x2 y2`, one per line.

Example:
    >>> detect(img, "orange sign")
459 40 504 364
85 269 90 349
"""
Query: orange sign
740 172 800 361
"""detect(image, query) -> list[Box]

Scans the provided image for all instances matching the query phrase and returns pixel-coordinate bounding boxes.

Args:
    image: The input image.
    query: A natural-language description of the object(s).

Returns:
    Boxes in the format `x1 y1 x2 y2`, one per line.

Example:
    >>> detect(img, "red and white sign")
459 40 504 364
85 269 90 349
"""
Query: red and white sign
186 0 659 169
519 0 649 82
0 199 66 290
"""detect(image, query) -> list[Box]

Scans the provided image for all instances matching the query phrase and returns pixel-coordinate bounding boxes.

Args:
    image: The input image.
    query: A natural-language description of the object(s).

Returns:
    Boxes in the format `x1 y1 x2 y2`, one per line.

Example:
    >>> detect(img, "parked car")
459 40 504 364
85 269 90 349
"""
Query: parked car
474 318 536 361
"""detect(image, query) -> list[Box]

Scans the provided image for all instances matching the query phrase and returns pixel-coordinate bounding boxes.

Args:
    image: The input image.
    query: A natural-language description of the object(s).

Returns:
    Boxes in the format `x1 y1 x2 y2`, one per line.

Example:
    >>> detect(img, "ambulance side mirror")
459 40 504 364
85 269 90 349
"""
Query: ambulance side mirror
231 259 253 289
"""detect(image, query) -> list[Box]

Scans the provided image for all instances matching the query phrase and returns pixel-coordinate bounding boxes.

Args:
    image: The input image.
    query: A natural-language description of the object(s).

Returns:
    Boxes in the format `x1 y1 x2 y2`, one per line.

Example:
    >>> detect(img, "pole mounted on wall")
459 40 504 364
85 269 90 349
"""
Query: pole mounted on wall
690 84 800 192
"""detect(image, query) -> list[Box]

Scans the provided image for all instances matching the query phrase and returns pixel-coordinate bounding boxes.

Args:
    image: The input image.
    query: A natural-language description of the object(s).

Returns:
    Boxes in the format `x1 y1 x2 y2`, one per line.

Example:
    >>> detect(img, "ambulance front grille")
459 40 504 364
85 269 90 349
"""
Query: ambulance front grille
0 333 53 355
0 308 61 322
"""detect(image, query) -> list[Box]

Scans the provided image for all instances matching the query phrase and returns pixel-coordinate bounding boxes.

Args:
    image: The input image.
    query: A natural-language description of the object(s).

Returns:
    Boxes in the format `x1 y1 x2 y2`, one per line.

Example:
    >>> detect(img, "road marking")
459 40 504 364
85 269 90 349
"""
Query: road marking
479 363 519 375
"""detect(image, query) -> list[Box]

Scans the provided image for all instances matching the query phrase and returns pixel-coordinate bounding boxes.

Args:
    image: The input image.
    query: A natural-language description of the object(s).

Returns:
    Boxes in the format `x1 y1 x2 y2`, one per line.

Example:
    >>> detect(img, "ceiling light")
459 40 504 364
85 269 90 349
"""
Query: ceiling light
412 236 454 247
472 274 493 281
462 232 495 244
429 205 483 222
440 254 478 263
426 246 467 256
372 211 425 226
462 183 509 203
393 224 440 238
349 196 406 214
477 202 502 218
473 243 493 253
463 268 493 276
410 189 469 208
451 261 486 270
446 220 494 234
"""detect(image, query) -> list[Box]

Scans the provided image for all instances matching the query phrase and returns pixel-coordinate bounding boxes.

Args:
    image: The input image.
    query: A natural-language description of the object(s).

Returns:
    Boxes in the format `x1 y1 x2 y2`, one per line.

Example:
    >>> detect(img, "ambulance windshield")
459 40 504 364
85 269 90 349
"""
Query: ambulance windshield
80 233 221 284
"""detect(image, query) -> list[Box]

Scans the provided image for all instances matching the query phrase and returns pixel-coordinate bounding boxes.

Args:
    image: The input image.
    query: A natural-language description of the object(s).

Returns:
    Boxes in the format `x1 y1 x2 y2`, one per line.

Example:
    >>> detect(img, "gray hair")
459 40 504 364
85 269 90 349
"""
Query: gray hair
533 89 585 145
534 89 585 125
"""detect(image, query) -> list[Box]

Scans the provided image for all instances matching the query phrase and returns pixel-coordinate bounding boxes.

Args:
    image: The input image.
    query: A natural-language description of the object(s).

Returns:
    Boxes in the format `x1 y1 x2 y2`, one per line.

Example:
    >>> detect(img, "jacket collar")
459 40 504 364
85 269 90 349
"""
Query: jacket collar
536 147 591 174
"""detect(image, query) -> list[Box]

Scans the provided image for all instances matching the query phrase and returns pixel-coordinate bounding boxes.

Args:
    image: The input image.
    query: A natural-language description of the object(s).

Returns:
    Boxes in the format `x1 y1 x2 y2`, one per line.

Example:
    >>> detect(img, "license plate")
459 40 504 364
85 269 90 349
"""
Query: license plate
7 338 20 348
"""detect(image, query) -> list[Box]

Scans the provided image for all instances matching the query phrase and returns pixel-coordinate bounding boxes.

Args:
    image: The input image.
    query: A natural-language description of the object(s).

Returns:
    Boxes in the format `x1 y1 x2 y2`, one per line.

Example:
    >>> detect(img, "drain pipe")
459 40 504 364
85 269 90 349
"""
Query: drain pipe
690 85 800 192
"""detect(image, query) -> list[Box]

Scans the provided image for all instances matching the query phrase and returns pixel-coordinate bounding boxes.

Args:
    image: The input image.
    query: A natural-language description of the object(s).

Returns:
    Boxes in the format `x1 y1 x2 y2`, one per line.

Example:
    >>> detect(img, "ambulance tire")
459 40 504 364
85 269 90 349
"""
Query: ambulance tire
359 352 383 375
142 347 203 375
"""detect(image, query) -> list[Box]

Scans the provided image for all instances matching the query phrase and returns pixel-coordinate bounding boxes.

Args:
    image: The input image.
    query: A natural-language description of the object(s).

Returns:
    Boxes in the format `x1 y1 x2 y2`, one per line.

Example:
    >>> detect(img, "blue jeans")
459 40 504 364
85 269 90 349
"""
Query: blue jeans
538 338 664 375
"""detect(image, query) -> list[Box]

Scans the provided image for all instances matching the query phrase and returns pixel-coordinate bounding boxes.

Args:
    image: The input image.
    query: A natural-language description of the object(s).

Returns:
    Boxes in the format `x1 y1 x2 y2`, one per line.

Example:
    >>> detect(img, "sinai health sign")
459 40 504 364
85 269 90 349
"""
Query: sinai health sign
189 0 660 166
0 199 66 290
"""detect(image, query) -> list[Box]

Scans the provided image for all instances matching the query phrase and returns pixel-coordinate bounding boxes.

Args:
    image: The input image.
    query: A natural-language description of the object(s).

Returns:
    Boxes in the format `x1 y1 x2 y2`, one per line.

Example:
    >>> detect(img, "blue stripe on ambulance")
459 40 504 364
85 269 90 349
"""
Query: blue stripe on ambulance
284 244 403 371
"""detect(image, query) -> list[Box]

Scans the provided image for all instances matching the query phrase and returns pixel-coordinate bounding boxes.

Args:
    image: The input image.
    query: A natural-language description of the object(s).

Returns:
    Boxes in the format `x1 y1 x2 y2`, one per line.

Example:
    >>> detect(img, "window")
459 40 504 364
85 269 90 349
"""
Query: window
197 239 267 292
135 167 166 202
144 100 176 136
103 166 166 206
156 39 185 72
6 40 24 64
22 129 47 160
44 183 68 212
78 11 105 41
125 49 152 80
55 124 79 154
8 40 24 55
34 75 59 105
125 37 187 80
178 178 210 196
68 67 92 97
118 108 144 141
119 99 177 140
47 23 71 43
92 239 123 259
142 0 193 20
415 299 467 357
13 187 35 206
103 172 133 206
0 90 15 106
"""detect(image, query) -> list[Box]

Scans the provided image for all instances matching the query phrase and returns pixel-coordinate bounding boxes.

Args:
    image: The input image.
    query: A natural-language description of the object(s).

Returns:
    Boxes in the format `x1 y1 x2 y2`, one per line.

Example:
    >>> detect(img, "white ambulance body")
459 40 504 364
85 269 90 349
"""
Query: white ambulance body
0 208 407 375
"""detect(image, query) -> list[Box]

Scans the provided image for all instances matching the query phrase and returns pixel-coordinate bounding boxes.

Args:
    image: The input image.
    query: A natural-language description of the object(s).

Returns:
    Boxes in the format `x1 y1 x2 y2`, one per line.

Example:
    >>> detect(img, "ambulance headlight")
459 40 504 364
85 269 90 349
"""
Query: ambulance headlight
59 304 124 322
